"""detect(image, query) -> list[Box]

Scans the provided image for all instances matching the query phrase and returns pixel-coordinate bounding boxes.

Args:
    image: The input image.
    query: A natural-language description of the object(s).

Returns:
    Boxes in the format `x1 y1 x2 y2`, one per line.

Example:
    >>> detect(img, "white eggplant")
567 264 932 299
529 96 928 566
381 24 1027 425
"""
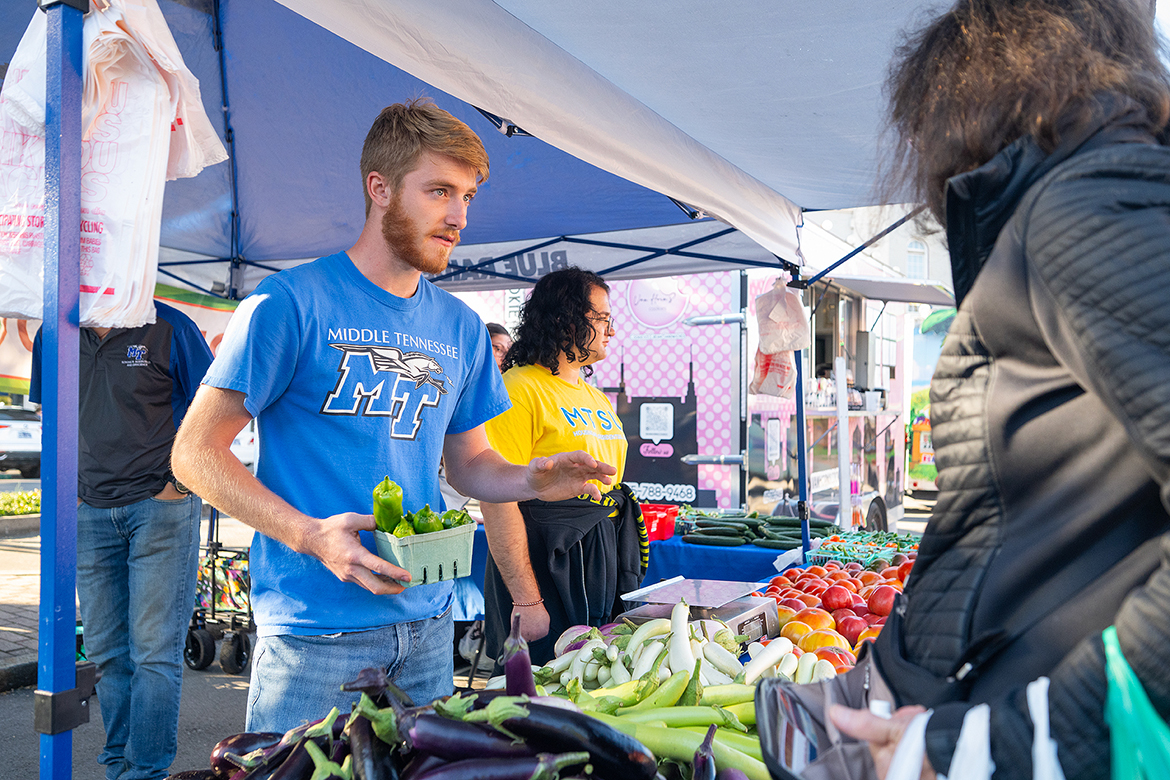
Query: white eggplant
625 618 671 662
811 659 838 682
630 638 665 679
569 639 606 683
608 652 632 685
699 657 735 685
702 641 745 677
794 651 819 684
742 637 795 685
777 652 800 681
668 600 697 678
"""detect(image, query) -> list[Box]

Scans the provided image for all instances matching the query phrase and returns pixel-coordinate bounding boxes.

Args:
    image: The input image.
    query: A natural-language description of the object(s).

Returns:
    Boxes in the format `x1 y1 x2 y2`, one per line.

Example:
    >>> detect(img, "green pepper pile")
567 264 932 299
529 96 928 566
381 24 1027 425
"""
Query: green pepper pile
372 476 474 538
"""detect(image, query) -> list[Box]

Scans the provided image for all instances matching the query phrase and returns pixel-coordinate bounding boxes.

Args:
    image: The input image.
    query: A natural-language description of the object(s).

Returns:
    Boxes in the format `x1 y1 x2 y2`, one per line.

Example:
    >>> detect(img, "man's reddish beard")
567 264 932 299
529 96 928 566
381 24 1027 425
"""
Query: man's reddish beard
380 192 459 275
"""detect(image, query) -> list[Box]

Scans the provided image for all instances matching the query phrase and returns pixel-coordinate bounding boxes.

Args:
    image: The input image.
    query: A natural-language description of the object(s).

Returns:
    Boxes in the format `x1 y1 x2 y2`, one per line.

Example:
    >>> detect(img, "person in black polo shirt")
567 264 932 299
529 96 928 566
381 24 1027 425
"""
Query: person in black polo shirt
31 300 213 780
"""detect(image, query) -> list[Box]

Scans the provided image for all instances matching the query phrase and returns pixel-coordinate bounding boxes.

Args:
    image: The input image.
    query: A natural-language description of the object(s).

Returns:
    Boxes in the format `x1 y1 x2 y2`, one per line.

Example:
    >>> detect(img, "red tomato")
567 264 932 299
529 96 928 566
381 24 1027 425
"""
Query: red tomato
897 560 914 583
835 615 869 646
830 608 857 625
821 585 854 612
867 585 897 617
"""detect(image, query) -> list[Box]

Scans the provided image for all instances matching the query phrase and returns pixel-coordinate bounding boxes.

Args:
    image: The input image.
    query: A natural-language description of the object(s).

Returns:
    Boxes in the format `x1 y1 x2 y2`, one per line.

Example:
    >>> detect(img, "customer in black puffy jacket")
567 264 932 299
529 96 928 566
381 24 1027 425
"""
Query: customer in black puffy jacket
829 2 1170 778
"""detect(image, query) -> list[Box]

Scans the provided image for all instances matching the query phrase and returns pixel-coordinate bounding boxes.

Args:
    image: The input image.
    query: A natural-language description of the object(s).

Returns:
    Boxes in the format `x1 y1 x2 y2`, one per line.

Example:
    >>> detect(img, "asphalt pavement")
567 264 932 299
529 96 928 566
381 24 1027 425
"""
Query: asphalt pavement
0 658 251 779
0 497 257 778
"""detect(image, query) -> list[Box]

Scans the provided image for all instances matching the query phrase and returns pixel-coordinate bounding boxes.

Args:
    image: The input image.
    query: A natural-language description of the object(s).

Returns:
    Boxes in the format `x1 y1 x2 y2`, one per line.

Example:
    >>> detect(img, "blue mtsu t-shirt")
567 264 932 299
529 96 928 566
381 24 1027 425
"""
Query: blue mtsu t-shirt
203 253 511 636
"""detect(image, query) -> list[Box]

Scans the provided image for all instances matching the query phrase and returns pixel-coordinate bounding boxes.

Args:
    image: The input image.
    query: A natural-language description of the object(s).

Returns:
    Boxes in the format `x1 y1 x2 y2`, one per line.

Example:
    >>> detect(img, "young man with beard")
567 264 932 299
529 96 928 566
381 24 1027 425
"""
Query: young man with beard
171 99 615 731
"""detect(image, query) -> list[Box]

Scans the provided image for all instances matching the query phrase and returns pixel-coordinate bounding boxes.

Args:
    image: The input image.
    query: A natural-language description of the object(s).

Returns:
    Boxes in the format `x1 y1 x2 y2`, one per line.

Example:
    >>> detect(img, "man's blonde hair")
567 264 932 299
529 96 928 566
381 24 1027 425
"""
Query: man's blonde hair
359 98 490 216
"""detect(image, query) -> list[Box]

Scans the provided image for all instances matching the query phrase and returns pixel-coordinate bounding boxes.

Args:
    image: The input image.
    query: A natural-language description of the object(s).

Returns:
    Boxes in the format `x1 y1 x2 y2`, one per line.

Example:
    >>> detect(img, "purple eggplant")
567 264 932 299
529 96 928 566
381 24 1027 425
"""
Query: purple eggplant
407 713 537 760
469 700 656 780
210 732 283 775
228 709 343 780
502 613 538 697
692 724 717 780
413 751 590 780
342 667 414 709
400 754 447 780
714 770 750 780
349 712 401 780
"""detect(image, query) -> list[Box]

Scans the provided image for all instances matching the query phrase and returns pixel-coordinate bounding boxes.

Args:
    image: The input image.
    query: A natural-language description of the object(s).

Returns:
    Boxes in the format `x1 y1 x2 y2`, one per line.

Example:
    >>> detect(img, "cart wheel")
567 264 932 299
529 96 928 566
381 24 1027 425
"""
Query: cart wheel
184 628 216 670
219 631 252 675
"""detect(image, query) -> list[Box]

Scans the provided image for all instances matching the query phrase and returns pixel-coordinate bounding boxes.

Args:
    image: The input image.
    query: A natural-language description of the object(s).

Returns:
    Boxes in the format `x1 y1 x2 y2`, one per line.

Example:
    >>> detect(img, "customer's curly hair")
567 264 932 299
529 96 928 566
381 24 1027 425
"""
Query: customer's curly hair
504 267 609 377
883 0 1170 226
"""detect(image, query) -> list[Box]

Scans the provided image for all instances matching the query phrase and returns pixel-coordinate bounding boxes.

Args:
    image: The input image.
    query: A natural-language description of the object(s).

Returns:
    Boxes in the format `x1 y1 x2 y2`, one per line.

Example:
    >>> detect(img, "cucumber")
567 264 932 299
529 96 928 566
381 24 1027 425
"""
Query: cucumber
690 526 745 538
762 528 803 542
695 519 752 532
752 538 802 549
682 534 745 546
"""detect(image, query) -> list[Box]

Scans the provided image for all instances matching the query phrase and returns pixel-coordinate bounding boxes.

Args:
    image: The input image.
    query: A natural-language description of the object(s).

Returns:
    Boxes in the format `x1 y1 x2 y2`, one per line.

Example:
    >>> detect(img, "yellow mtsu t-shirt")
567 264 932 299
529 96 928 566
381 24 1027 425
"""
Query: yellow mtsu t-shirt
486 364 626 490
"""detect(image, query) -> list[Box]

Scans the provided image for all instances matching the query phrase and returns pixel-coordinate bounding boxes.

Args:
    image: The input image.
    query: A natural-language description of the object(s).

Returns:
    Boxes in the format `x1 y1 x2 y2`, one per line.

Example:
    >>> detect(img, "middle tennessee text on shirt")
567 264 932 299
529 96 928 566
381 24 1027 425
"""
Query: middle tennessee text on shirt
321 328 463 440
560 406 622 432
325 327 461 359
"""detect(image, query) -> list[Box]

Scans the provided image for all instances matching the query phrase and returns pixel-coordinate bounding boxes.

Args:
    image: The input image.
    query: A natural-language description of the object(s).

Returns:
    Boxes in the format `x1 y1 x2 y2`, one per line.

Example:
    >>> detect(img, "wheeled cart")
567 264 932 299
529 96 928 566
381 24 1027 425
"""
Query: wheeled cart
184 508 255 675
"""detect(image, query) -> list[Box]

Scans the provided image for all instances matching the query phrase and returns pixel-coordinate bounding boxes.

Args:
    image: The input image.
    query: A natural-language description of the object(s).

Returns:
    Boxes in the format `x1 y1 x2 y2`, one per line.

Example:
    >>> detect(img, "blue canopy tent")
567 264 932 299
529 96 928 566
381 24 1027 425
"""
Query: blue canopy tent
1 1 937 775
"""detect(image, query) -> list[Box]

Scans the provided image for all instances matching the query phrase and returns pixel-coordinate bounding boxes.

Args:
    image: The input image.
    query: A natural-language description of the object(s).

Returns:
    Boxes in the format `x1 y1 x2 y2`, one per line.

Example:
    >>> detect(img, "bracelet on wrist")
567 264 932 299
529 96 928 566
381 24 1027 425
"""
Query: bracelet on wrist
513 598 544 608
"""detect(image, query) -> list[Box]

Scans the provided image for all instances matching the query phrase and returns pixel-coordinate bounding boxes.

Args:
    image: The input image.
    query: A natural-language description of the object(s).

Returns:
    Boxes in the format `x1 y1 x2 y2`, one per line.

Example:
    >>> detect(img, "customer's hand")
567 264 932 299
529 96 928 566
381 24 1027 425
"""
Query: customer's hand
829 704 936 780
526 451 616 502
299 512 412 595
511 602 551 643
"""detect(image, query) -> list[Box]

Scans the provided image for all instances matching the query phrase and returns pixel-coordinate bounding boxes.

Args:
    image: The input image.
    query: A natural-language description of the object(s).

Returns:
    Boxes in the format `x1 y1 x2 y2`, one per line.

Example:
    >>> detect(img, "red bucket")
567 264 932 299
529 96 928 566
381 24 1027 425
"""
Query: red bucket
640 504 680 541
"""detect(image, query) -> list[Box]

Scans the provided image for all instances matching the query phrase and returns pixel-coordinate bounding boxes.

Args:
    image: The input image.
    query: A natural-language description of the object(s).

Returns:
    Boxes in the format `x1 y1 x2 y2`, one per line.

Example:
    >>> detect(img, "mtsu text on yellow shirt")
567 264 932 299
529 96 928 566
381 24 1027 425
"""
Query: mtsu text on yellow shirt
486 364 626 491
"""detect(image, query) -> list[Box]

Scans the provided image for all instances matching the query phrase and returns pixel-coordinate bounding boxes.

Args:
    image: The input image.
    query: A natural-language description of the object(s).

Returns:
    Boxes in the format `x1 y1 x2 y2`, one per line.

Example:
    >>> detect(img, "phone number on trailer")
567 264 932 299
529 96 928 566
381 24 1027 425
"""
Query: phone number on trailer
627 482 696 503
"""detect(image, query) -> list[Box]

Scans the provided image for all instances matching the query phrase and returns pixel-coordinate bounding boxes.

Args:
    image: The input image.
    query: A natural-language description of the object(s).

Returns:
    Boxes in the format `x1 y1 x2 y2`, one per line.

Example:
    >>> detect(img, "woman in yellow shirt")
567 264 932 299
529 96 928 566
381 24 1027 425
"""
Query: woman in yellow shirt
481 268 646 666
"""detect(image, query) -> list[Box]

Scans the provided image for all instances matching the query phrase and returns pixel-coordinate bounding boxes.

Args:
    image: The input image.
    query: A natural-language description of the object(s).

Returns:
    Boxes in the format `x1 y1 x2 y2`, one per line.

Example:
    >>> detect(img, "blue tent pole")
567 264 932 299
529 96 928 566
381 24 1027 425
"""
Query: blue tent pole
791 272 810 562
36 1 84 778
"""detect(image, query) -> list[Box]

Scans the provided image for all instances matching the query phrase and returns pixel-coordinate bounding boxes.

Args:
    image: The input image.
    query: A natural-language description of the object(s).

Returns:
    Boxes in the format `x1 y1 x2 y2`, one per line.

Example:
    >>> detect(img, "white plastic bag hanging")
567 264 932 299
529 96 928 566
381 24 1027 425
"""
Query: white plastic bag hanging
0 0 226 327
750 272 807 397
749 349 797 397
756 272 810 353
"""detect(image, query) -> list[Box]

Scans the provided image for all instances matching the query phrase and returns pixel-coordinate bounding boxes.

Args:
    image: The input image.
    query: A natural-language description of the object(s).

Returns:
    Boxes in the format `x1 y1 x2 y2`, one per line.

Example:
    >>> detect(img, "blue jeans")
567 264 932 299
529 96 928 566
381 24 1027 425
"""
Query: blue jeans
76 494 201 780
246 605 454 733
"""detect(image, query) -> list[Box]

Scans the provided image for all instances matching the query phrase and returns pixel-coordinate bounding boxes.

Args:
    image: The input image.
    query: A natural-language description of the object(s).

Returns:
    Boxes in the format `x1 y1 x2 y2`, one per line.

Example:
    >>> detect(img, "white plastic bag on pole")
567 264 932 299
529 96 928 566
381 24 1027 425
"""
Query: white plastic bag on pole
749 272 807 398
756 273 810 353
0 1 225 327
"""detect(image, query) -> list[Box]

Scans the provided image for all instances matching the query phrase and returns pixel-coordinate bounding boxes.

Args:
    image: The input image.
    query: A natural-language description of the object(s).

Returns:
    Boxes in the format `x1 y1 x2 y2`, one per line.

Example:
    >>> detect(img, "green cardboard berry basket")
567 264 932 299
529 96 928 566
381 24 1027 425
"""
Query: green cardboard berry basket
372 523 475 588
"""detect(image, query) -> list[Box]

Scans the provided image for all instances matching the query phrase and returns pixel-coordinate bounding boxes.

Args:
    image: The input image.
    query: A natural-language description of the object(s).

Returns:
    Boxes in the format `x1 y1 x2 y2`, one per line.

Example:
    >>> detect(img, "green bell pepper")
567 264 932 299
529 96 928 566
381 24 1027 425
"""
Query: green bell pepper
392 516 415 537
411 504 445 534
441 509 473 529
372 476 404 533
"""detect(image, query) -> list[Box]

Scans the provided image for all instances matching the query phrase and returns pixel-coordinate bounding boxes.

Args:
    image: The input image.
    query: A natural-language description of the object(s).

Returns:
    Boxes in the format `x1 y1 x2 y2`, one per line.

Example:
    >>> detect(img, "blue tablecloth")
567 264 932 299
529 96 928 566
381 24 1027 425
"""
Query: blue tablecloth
643 535 783 585
455 527 782 620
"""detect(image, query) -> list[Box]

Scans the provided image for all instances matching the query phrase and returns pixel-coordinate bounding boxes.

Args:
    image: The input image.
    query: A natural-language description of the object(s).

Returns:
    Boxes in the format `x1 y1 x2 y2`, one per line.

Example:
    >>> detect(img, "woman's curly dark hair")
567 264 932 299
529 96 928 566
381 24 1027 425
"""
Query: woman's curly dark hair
503 267 610 377
882 0 1170 226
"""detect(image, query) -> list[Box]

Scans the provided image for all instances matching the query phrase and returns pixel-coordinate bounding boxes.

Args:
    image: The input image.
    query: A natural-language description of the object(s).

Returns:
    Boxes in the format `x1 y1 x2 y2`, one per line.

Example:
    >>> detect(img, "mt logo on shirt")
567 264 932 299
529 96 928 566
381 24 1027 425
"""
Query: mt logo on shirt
320 343 448 440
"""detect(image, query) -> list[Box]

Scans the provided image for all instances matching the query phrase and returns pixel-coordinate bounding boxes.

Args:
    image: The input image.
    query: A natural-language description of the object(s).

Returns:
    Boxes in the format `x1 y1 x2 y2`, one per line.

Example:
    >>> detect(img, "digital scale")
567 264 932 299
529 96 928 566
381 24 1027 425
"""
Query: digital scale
617 577 781 642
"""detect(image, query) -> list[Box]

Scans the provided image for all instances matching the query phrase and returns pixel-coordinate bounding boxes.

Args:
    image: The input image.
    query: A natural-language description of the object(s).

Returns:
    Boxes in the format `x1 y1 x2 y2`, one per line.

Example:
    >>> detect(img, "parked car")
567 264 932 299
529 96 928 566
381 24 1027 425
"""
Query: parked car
0 406 41 479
